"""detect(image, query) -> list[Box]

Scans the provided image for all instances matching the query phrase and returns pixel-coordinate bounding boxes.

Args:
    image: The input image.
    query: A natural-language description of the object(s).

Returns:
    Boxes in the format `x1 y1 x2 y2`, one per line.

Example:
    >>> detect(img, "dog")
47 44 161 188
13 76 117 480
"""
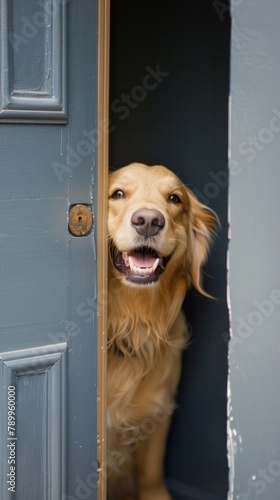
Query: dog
107 163 218 500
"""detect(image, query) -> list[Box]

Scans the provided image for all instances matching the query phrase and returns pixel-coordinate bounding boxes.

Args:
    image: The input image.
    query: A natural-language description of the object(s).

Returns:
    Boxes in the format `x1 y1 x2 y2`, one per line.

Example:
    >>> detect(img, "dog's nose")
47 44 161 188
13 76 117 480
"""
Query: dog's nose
131 209 165 237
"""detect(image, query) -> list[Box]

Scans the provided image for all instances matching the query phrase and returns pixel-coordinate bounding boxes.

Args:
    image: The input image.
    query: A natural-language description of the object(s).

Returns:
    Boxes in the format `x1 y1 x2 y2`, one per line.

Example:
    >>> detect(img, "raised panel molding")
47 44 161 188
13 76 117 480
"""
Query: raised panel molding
0 0 67 123
0 343 67 499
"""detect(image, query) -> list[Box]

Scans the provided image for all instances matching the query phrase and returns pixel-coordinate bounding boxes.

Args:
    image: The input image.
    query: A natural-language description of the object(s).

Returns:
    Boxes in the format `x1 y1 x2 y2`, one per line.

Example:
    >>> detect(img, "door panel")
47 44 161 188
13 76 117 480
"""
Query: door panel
1 344 67 500
0 1 102 498
0 0 67 122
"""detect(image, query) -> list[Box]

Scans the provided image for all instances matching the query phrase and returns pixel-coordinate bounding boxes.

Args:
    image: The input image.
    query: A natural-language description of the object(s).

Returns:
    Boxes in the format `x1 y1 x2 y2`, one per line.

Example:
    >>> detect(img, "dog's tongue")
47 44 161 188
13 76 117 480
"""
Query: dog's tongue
130 249 157 268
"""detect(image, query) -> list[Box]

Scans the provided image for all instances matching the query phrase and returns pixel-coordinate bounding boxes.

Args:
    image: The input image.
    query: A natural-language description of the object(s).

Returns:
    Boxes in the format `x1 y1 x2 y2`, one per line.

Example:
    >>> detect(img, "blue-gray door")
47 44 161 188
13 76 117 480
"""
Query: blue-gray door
0 1 99 498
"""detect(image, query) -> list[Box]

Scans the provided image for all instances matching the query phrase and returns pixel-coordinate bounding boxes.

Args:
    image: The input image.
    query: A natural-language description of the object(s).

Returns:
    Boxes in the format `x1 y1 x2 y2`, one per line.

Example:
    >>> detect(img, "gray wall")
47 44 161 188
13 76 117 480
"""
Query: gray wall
228 0 280 498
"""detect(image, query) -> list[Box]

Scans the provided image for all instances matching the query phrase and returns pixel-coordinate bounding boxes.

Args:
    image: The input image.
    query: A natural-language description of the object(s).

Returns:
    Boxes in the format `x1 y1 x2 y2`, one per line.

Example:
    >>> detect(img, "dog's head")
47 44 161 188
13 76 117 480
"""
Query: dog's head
108 163 218 292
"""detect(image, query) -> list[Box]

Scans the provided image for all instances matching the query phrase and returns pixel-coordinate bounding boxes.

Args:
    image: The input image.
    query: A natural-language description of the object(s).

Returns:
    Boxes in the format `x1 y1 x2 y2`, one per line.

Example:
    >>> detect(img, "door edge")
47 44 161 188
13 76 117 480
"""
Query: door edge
97 0 110 498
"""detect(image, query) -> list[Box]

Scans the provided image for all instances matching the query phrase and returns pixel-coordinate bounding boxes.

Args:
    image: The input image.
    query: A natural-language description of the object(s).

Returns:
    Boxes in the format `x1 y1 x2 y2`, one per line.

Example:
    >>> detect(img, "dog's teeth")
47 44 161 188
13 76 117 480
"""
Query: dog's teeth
152 258 159 272
123 253 129 266
128 256 159 274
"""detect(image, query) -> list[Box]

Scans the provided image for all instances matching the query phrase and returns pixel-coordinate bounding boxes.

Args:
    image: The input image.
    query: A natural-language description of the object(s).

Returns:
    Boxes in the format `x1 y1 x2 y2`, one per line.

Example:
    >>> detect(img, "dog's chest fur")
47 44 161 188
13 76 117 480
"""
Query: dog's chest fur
107 281 188 431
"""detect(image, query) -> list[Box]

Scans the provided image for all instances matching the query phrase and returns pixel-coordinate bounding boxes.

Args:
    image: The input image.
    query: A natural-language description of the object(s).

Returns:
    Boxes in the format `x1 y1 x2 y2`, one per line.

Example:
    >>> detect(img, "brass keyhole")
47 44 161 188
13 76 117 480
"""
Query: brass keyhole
69 205 93 236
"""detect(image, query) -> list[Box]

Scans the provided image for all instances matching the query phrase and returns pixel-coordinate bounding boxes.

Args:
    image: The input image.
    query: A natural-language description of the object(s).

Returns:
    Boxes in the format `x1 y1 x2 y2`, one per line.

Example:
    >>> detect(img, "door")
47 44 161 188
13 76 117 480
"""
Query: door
0 1 109 499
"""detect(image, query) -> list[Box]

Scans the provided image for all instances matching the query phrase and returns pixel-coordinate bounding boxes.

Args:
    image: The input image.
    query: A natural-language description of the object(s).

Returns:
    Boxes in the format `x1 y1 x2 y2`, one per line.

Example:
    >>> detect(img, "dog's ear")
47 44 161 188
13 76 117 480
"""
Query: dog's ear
185 187 219 296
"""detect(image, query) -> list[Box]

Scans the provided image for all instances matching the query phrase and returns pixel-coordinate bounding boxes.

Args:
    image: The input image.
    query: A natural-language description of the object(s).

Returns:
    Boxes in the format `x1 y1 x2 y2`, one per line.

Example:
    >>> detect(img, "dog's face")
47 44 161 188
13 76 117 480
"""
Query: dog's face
108 163 217 289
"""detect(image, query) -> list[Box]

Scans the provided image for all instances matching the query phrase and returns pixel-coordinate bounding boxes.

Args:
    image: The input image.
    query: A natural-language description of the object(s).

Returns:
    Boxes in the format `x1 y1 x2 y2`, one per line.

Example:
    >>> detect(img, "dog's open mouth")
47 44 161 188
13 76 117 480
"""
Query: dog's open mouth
111 246 171 284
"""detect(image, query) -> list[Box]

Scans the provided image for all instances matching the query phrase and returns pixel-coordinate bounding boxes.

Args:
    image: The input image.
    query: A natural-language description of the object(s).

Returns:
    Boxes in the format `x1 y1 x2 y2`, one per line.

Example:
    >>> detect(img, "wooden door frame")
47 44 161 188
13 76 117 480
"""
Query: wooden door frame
97 0 110 498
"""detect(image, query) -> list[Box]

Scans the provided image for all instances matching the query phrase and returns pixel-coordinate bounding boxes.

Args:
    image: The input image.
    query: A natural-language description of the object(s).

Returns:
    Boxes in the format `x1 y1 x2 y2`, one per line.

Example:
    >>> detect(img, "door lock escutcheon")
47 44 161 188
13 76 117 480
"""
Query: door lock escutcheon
69 204 93 236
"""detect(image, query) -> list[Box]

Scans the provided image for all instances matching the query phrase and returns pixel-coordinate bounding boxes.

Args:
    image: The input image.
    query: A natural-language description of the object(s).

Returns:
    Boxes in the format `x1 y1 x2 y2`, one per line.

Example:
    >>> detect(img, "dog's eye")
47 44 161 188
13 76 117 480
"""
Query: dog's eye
111 190 125 199
169 194 181 204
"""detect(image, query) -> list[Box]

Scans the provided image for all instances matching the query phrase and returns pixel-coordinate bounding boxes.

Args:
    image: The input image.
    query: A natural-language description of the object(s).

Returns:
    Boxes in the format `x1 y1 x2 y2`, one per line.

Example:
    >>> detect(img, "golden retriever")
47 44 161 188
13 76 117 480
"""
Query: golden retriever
107 163 218 500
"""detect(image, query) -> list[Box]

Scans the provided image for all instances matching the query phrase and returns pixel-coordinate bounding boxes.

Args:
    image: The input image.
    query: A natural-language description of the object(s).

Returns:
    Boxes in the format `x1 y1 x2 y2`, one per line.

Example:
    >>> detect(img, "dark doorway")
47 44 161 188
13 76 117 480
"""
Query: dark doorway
109 1 230 498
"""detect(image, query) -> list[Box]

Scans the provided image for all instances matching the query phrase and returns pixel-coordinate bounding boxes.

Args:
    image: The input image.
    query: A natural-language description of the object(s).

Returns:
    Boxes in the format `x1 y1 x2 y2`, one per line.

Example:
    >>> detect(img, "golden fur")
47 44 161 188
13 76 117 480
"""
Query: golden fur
107 163 217 500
